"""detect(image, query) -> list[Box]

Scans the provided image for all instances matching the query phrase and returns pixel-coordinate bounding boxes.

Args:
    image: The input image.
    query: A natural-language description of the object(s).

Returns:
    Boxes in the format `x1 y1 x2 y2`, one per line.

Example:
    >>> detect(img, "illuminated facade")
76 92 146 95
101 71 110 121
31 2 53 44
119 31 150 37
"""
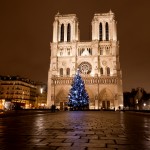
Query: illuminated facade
0 76 36 109
47 11 123 110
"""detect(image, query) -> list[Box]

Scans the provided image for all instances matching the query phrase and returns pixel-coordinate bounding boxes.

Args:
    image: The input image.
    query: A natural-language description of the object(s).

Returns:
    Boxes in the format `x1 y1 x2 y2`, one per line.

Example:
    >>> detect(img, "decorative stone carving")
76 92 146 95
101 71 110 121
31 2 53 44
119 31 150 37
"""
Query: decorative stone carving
102 60 107 66
78 62 92 74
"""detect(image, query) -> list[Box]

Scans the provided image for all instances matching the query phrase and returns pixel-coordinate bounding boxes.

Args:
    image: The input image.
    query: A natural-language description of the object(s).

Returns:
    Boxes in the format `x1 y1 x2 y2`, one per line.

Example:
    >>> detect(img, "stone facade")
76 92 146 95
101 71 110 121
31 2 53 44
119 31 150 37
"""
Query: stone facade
0 76 36 109
47 11 123 110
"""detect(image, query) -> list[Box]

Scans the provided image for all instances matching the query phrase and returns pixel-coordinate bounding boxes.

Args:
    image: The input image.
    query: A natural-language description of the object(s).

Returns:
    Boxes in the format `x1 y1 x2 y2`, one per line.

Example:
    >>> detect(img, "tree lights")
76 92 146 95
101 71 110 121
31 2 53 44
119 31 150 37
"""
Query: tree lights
68 70 89 110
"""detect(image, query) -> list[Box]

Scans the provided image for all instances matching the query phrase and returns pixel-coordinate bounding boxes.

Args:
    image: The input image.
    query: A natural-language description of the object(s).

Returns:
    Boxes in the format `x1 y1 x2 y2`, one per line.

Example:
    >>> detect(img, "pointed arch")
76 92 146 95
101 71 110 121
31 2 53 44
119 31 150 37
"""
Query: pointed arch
99 22 102 41
60 24 64 42
107 67 110 75
56 88 68 102
67 23 71 42
99 88 114 100
66 68 70 76
105 22 109 41
60 68 63 76
100 67 103 75
99 88 115 109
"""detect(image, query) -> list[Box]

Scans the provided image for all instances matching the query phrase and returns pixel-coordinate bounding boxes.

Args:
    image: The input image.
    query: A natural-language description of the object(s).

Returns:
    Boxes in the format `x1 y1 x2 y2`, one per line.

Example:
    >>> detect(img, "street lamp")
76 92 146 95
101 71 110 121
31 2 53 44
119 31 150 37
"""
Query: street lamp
143 103 146 110
40 88 43 94
39 87 44 108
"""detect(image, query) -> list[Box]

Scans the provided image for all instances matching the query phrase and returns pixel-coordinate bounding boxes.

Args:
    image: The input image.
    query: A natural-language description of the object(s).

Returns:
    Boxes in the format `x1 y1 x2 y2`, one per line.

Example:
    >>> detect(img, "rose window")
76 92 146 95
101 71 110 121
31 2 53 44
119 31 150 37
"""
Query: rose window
78 62 92 74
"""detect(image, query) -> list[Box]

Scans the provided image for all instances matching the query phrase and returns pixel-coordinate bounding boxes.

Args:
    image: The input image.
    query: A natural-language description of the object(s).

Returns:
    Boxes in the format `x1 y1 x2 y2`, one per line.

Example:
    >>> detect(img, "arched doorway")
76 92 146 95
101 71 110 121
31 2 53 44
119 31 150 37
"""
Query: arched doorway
56 88 68 110
99 88 114 109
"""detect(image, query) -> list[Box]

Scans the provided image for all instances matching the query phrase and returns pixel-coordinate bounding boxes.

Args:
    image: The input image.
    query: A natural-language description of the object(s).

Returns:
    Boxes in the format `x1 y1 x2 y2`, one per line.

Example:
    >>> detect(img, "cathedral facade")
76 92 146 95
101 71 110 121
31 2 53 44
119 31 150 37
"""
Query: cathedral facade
47 11 123 110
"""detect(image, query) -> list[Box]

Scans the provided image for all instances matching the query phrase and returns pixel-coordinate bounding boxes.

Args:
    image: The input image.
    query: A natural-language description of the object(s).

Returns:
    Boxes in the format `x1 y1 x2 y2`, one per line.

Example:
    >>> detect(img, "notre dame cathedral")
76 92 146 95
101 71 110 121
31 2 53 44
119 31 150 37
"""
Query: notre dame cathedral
47 11 123 110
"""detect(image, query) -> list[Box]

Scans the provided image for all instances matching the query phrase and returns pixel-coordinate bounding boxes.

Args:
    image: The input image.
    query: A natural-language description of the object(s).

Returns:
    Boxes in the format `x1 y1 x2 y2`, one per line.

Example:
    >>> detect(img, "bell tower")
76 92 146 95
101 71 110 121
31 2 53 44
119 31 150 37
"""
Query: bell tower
52 13 79 43
92 10 117 41
47 13 80 108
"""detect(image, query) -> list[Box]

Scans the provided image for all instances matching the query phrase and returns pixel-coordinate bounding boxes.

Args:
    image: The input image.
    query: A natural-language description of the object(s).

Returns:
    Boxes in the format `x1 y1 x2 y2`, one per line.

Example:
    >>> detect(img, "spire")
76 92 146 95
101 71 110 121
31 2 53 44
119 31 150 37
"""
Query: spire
109 9 114 17
56 11 60 16
109 9 113 14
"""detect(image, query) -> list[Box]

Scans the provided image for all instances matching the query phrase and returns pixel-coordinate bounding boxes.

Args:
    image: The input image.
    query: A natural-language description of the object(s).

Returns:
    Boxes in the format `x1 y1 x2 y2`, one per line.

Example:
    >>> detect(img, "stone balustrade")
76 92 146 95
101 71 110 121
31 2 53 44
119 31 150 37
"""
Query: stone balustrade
51 76 118 85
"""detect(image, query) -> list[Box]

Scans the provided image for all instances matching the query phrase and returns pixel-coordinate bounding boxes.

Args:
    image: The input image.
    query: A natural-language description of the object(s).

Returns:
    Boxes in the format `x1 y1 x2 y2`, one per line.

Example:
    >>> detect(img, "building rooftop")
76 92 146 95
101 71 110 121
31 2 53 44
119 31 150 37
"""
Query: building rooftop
0 75 35 85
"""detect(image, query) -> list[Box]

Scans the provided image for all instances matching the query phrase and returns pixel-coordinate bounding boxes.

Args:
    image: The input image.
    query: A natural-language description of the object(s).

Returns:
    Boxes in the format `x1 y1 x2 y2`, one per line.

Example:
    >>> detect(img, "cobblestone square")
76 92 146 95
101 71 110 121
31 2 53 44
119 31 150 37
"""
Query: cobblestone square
0 111 150 150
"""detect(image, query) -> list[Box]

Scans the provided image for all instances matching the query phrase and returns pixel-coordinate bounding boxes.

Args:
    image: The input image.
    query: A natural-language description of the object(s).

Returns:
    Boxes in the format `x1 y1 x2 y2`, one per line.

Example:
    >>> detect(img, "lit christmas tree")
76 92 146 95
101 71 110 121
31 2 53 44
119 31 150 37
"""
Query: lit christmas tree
68 69 89 110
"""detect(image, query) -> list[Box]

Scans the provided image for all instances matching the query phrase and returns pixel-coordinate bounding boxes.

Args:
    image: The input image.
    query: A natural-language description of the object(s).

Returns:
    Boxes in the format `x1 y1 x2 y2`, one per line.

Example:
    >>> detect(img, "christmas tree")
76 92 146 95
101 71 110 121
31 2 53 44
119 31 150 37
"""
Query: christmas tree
68 69 89 110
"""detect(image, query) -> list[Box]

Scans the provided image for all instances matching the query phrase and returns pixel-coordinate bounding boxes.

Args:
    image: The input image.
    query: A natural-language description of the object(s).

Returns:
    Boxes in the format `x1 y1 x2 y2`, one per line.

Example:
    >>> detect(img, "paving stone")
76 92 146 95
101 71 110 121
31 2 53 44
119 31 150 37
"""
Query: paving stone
107 144 133 149
56 146 86 150
72 131 90 134
89 139 115 144
49 142 72 146
73 142 105 147
64 138 88 143
34 146 57 150
0 111 149 149
81 135 99 139
100 137 127 140
41 138 65 143
77 134 87 137
56 135 80 139
115 139 132 144
66 132 77 136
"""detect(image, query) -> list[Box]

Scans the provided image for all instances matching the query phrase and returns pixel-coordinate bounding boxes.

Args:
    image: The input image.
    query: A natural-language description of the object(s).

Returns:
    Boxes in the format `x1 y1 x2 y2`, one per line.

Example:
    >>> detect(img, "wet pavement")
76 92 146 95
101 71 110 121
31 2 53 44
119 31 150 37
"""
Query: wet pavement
0 111 150 150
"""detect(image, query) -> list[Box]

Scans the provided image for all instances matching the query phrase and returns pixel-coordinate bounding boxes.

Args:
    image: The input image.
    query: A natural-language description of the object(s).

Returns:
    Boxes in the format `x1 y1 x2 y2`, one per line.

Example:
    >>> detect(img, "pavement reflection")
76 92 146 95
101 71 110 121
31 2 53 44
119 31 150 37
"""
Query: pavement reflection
0 111 150 150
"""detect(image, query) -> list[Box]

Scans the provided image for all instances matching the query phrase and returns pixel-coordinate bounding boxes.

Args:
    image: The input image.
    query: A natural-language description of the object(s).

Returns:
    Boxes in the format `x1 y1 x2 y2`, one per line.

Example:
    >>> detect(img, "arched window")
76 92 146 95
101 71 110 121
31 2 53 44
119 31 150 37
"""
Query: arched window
60 68 63 76
67 24 71 42
105 22 109 41
100 67 103 75
66 68 70 76
60 24 64 42
99 23 102 41
88 48 92 55
107 67 110 75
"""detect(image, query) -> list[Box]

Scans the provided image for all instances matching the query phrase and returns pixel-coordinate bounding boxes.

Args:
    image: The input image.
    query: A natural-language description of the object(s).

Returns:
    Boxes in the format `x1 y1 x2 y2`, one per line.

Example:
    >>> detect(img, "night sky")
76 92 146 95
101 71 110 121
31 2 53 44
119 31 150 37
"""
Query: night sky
0 0 150 92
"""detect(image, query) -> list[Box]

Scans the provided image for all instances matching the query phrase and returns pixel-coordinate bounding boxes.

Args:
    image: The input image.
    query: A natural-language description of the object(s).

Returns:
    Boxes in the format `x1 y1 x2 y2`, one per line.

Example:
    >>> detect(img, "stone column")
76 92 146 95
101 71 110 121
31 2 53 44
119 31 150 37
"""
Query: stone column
108 22 110 41
113 20 117 41
47 71 53 108
53 20 58 42
64 24 67 42
76 22 79 41
72 20 76 41
102 22 105 41
58 24 61 42
92 21 94 40
95 21 99 40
